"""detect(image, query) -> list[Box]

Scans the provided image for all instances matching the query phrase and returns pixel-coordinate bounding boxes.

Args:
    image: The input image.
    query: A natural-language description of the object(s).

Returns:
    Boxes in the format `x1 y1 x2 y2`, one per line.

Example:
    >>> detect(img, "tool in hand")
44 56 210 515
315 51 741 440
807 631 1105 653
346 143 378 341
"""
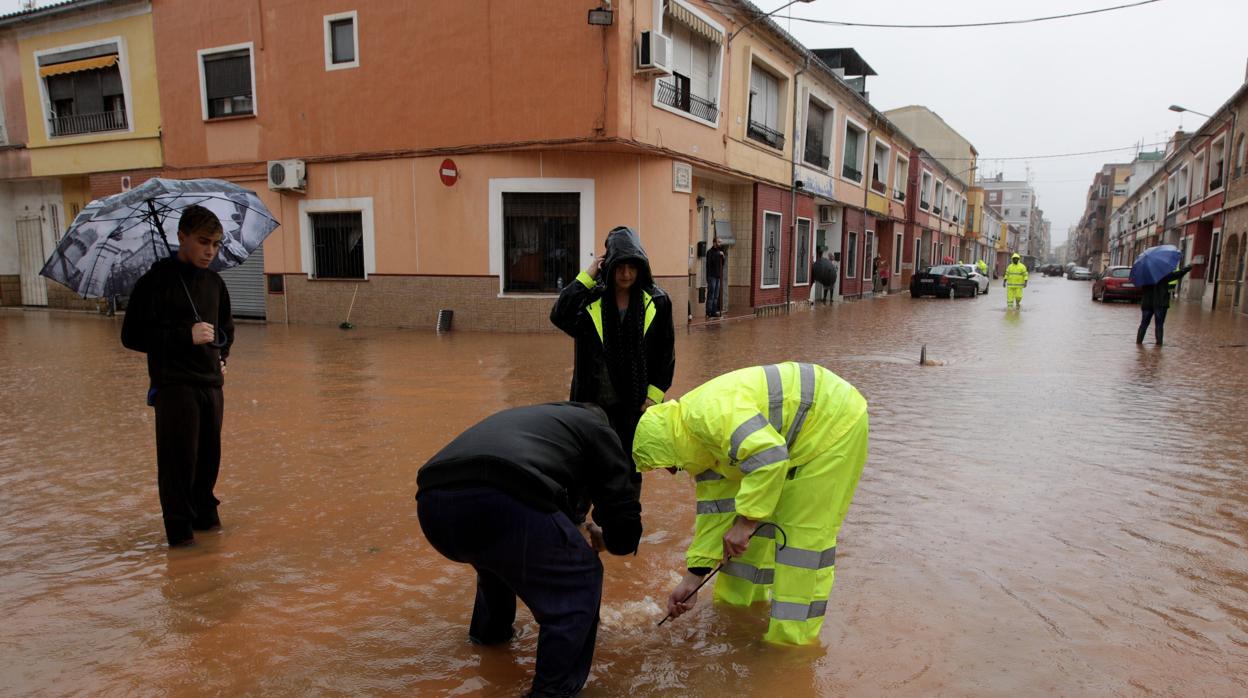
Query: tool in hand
657 523 786 626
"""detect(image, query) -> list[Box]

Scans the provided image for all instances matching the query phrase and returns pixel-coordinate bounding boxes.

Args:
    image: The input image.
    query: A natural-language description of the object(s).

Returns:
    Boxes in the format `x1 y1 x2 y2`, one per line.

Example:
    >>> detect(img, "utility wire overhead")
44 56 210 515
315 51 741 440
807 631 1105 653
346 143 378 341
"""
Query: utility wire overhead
713 0 1163 29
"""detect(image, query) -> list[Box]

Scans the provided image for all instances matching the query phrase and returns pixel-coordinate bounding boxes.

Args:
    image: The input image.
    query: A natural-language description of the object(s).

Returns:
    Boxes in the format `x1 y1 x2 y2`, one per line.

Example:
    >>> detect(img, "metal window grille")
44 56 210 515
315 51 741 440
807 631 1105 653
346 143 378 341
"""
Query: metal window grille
310 211 365 279
657 77 718 122
330 18 355 64
795 219 810 284
503 192 579 293
762 213 780 286
204 49 253 118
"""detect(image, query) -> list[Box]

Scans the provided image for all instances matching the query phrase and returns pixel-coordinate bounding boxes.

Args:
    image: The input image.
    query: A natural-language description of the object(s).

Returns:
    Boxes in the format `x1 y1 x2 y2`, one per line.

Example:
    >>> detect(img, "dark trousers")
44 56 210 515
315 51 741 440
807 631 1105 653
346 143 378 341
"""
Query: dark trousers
706 275 722 317
1137 306 1169 345
417 486 603 698
153 384 223 544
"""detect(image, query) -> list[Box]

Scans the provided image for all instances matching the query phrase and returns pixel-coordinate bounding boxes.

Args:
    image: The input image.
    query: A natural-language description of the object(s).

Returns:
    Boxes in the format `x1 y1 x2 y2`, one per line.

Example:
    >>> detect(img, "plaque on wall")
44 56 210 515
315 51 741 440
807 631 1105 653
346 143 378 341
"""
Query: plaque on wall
673 162 692 193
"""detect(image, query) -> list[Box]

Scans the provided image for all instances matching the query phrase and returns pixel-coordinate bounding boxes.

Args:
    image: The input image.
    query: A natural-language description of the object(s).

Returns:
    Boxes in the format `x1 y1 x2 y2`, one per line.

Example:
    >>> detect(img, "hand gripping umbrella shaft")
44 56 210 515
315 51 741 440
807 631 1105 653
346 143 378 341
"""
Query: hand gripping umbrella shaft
656 523 787 626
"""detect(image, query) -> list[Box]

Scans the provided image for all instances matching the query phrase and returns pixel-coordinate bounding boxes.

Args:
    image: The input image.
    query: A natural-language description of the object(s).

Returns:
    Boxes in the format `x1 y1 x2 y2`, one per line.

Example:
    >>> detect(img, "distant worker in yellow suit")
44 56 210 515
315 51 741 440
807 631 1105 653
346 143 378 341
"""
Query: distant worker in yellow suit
633 362 868 645
1004 253 1029 308
976 259 989 277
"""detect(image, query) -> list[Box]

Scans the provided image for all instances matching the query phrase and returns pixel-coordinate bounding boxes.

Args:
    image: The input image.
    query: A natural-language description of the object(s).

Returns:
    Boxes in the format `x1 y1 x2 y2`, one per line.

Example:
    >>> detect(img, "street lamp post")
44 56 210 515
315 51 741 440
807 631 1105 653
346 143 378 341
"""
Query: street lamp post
1168 103 1236 310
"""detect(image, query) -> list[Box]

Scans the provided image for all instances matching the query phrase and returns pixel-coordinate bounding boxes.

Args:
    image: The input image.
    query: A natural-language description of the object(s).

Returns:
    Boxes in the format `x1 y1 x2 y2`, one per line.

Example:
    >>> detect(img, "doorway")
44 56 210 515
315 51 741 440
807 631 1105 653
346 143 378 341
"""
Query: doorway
16 216 47 306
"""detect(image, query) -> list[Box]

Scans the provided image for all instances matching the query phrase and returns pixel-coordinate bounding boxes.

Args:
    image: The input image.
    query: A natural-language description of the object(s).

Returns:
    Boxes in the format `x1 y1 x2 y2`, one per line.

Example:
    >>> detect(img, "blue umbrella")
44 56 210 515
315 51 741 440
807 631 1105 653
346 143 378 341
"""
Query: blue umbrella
39 177 279 299
1129 244 1182 287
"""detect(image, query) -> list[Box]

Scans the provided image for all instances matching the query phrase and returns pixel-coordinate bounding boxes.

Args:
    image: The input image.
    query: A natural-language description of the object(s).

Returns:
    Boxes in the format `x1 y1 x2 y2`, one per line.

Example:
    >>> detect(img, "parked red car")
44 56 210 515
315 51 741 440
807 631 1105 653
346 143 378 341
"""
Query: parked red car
1092 266 1142 302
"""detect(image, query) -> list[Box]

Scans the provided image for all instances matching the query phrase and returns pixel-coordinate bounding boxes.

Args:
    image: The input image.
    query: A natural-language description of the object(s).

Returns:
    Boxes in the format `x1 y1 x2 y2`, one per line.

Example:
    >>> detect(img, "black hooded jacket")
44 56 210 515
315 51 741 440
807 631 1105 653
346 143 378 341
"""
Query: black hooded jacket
550 227 675 414
416 402 642 555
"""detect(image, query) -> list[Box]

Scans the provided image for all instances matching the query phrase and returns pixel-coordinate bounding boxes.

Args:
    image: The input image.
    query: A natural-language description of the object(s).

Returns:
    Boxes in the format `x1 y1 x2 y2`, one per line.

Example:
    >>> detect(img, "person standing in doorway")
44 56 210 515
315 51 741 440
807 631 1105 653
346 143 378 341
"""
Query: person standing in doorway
706 237 726 319
1004 253 1029 308
121 205 233 548
1137 264 1192 346
551 226 675 493
877 256 891 294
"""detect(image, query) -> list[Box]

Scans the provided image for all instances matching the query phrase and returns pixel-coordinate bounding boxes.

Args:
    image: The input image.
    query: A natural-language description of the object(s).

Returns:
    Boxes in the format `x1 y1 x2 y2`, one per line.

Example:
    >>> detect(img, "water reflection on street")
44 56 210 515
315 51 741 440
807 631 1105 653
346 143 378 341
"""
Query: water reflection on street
1 276 1246 695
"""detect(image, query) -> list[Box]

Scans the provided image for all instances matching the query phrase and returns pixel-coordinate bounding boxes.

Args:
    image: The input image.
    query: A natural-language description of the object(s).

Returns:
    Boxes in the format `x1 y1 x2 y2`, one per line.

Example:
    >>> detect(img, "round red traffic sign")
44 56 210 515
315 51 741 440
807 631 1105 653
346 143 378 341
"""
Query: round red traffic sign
439 159 459 186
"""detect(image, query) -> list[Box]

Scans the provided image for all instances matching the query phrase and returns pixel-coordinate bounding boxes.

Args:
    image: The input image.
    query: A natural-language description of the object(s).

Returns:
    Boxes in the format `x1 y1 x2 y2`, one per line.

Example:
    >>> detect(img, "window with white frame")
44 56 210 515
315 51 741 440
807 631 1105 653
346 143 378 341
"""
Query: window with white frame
1210 136 1225 189
38 41 129 137
748 65 784 149
658 5 723 124
1193 153 1205 197
324 11 359 70
1167 174 1177 210
862 231 874 280
299 197 375 281
794 217 811 284
842 121 865 181
933 180 944 215
920 171 932 209
1177 166 1189 206
894 156 908 200
761 211 782 287
893 231 903 274
803 99 832 169
846 231 858 278
199 44 254 119
871 140 889 192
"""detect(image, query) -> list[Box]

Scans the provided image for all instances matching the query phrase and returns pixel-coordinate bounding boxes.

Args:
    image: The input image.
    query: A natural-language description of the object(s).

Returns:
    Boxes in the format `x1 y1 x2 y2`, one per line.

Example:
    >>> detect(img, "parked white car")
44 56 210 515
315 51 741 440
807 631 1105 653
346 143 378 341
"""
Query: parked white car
956 264 991 295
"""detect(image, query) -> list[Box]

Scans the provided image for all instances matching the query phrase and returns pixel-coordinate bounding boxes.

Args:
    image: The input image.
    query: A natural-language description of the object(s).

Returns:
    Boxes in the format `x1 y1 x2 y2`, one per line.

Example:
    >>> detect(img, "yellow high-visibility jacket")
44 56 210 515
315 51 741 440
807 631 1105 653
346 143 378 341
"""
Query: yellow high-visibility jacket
633 362 867 570
1005 262 1029 288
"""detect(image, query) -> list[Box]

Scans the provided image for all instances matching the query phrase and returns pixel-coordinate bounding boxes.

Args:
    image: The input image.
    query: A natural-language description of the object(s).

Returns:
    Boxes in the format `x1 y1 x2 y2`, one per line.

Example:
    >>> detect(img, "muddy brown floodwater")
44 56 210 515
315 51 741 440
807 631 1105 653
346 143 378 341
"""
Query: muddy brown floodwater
2 276 1248 696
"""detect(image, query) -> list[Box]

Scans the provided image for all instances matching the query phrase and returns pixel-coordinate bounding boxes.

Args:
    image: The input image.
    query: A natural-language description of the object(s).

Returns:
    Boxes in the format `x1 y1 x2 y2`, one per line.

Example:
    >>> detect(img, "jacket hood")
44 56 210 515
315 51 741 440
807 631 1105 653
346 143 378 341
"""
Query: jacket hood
633 401 682 471
603 226 655 292
1011 253 1021 260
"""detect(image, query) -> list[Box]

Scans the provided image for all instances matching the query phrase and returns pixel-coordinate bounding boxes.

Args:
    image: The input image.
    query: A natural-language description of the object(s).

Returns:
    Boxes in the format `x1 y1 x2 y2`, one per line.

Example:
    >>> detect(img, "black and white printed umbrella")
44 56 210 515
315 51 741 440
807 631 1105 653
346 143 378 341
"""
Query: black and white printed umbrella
39 177 280 298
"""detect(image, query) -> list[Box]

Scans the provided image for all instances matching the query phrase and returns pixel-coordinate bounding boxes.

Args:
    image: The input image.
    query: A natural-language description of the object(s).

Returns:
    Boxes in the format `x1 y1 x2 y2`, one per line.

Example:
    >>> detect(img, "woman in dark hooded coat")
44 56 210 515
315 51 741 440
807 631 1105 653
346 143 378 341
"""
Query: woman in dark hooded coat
551 226 676 488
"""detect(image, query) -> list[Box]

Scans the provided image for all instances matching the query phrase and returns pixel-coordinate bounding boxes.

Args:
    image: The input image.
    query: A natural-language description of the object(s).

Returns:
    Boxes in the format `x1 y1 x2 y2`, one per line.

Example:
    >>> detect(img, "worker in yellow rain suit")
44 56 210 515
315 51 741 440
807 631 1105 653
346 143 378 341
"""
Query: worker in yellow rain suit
1004 253 1029 308
633 362 868 645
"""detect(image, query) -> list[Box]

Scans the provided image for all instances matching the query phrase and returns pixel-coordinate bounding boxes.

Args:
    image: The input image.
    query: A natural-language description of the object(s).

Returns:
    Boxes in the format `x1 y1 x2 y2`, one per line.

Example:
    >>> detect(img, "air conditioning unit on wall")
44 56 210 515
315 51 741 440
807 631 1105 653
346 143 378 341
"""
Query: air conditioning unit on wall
268 159 306 193
636 30 672 75
818 205 837 224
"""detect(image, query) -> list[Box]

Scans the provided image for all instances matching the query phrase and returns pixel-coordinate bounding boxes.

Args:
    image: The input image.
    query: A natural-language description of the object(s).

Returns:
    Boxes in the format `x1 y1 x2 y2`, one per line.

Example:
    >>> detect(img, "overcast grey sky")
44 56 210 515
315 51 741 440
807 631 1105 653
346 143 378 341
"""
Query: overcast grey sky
756 0 1248 246
3 0 1243 247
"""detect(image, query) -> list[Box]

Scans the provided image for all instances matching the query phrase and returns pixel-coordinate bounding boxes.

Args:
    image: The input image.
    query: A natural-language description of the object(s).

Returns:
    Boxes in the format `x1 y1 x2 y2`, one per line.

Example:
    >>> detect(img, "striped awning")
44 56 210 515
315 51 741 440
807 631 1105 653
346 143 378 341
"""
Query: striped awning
666 1 722 44
39 55 117 77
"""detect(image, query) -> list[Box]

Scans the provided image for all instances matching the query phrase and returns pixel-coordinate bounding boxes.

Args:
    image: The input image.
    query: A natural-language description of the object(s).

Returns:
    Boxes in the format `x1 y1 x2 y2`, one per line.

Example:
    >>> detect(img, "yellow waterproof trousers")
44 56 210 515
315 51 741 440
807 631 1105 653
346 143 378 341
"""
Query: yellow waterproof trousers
708 412 869 644
1007 286 1023 305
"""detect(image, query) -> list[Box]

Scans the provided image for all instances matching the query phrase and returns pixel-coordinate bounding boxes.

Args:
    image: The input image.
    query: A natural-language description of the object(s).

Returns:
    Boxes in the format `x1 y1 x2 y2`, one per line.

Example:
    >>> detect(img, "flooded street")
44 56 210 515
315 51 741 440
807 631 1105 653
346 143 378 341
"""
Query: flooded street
2 276 1247 696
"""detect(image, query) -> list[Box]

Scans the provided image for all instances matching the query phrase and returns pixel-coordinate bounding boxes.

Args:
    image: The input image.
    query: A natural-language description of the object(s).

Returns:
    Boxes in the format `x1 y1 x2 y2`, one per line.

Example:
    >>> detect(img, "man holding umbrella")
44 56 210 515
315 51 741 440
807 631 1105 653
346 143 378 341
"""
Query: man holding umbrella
1132 244 1192 346
122 205 233 547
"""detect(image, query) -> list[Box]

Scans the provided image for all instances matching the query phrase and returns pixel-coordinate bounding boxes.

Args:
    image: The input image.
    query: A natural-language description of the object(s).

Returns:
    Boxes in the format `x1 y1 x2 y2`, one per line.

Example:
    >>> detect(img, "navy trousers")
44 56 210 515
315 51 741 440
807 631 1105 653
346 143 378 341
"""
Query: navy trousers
417 486 603 698
1137 306 1168 345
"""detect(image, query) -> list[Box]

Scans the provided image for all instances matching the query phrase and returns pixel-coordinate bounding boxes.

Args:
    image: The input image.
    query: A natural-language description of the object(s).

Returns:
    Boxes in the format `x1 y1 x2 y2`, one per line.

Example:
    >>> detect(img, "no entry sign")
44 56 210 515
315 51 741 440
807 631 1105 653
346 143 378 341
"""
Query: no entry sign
439 159 459 187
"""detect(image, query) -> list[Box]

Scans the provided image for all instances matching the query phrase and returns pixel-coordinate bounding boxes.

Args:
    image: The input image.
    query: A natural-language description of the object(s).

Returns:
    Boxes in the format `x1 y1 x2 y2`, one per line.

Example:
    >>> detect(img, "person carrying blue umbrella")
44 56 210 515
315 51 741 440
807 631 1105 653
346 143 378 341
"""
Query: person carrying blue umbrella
1130 244 1192 347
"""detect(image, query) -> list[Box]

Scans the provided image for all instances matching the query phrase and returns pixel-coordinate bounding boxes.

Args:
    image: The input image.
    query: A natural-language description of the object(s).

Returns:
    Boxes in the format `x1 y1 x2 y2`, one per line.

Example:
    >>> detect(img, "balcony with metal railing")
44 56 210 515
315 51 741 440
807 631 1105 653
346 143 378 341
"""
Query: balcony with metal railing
894 189 906 201
747 120 785 150
841 164 862 182
49 110 128 137
870 179 886 194
656 80 719 123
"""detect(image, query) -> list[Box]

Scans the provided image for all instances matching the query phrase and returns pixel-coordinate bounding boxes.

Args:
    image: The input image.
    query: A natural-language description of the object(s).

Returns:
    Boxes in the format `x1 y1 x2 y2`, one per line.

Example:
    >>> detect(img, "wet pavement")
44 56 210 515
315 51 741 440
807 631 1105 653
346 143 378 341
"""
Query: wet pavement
2 276 1247 696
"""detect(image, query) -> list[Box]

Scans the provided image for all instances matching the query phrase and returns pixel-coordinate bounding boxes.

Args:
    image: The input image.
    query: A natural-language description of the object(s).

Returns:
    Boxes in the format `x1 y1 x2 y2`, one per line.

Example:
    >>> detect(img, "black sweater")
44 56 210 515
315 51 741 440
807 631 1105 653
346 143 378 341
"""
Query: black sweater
416 402 643 555
121 257 234 388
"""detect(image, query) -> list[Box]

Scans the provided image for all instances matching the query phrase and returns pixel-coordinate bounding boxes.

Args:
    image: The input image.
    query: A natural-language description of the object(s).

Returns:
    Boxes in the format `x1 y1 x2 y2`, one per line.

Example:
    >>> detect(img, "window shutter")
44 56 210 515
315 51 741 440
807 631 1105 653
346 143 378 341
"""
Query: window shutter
204 51 252 100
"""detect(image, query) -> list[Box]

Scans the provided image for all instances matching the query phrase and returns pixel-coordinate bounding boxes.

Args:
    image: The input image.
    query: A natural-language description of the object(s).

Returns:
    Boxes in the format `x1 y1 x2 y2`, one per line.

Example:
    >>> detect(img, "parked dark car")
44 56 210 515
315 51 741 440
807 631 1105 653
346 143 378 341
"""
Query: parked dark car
1092 265 1142 302
1042 264 1064 277
910 264 979 298
1068 266 1094 280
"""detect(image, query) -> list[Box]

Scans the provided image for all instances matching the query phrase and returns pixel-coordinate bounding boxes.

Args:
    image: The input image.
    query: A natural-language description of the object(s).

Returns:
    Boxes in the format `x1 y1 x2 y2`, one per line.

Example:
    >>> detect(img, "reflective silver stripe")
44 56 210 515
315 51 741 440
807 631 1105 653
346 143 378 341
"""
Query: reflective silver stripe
775 545 836 570
721 560 775 585
729 413 768 461
695 470 725 482
785 363 817 445
762 364 784 434
696 498 736 515
771 599 828 621
739 444 789 474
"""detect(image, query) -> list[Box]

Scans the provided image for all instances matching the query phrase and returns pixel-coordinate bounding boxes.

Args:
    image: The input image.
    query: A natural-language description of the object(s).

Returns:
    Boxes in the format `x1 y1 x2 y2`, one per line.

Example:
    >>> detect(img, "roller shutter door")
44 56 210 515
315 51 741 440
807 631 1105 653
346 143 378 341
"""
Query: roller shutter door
219 244 266 318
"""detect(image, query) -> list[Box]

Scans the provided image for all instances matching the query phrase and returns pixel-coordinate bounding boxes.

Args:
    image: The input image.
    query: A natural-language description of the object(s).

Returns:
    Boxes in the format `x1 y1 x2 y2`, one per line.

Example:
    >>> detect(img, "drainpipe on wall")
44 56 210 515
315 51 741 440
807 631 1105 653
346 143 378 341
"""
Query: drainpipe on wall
786 56 810 308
